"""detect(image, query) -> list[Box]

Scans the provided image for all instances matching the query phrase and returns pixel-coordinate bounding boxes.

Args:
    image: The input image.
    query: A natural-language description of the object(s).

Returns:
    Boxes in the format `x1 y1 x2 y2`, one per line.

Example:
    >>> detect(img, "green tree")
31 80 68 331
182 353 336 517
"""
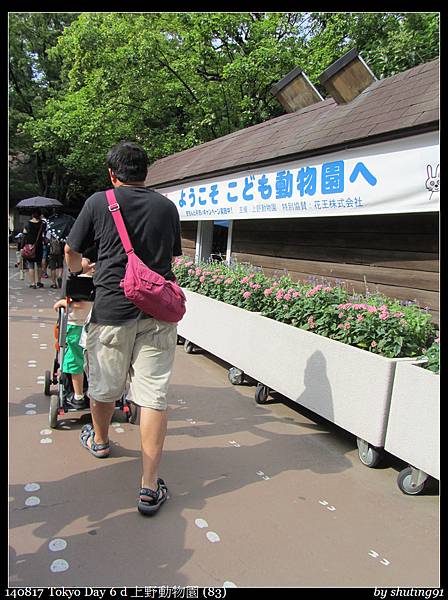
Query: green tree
12 12 439 205
9 12 78 202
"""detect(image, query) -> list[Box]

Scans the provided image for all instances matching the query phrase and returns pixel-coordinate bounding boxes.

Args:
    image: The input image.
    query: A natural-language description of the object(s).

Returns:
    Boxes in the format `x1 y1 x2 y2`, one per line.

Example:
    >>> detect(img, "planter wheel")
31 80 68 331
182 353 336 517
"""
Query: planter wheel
228 367 244 386
177 335 185 346
184 340 196 354
44 370 52 396
255 383 270 404
356 438 383 468
49 394 59 429
397 466 428 495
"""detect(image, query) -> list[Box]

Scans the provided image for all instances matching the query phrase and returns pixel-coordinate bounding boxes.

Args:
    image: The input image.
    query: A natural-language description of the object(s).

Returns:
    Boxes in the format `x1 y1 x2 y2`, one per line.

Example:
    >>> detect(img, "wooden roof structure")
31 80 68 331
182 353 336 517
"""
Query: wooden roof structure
146 58 439 189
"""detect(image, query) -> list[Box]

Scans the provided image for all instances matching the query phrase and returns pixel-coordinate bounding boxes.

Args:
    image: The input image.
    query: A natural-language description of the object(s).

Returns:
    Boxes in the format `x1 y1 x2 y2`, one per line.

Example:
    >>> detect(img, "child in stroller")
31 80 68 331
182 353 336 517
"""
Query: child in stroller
53 260 94 409
46 247 134 428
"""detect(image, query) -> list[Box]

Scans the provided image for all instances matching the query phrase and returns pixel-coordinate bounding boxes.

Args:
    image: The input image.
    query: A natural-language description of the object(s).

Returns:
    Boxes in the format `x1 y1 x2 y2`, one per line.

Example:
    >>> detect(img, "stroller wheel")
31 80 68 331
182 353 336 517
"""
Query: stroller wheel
129 402 139 424
49 395 59 428
44 370 52 396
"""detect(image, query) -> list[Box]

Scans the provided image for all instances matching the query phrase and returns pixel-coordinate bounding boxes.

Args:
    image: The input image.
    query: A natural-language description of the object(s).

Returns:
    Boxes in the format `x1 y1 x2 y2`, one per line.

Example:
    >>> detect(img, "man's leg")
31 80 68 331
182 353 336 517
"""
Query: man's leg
84 322 136 456
130 319 177 497
139 407 168 491
89 399 116 451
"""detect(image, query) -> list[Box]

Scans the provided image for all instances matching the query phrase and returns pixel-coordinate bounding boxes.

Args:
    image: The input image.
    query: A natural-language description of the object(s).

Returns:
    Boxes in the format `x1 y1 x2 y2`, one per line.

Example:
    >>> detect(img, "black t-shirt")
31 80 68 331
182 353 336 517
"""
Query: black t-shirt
66 186 182 325
24 219 46 246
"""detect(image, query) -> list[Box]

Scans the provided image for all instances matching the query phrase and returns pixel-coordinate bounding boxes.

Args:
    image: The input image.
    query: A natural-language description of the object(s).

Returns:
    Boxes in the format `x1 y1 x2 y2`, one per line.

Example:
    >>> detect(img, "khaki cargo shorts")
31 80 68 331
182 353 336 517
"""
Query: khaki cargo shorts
84 318 177 410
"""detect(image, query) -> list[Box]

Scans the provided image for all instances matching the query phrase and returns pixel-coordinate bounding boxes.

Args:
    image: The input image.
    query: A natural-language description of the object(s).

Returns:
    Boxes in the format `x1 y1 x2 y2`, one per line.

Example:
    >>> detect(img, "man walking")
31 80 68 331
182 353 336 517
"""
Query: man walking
64 141 182 515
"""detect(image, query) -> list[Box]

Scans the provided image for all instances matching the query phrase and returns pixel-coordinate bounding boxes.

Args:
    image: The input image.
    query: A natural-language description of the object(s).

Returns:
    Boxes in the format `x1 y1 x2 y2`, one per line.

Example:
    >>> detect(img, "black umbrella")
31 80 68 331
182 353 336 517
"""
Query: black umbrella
16 196 63 210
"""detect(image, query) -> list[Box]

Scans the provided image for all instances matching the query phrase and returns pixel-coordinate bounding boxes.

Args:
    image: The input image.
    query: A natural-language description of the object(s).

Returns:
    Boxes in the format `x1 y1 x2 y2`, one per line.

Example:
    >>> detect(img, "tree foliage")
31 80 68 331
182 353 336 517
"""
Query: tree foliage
9 12 439 205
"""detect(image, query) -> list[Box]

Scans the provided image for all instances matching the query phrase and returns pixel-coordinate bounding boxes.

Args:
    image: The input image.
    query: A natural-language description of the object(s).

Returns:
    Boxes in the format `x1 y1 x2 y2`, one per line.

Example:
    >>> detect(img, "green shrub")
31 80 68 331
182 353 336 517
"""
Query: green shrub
173 256 437 360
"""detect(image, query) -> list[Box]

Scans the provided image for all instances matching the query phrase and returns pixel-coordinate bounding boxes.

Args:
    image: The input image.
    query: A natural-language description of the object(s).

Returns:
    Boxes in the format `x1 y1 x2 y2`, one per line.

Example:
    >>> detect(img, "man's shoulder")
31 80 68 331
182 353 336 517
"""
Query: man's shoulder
146 188 179 214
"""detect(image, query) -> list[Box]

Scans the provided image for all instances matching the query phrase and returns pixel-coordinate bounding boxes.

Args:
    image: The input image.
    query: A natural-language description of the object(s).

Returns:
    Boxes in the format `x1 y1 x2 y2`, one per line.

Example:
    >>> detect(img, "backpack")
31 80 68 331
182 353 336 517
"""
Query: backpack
105 189 186 323
50 236 63 256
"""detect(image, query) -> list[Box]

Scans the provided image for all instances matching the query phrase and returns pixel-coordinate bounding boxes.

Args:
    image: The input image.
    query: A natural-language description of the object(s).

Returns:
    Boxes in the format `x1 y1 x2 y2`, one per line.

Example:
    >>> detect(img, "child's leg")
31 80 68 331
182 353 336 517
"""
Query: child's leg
71 372 84 396
62 325 88 404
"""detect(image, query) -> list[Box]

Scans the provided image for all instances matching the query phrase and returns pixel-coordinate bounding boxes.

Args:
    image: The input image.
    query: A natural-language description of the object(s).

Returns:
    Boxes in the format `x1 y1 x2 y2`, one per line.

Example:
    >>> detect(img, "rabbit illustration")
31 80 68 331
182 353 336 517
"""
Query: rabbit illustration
426 164 439 200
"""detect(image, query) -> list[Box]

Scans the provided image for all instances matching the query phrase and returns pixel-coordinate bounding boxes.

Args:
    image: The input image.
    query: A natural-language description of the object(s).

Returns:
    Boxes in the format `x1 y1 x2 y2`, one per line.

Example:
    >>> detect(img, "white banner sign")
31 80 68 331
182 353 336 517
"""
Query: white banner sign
156 131 439 221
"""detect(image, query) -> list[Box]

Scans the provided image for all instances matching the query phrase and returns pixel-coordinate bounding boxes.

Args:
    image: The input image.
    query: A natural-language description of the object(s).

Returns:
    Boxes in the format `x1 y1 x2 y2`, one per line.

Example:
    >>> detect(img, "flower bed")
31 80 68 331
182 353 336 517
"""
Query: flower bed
174 256 437 360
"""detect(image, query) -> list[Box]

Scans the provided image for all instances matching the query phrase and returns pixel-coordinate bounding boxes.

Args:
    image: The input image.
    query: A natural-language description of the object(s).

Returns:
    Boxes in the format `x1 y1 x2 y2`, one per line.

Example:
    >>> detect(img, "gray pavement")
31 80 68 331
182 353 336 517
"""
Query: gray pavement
8 247 440 588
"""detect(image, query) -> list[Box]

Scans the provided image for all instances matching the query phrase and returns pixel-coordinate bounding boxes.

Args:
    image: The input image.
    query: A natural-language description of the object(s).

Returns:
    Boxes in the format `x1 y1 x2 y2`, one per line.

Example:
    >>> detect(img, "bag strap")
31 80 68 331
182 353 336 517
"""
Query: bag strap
105 189 134 255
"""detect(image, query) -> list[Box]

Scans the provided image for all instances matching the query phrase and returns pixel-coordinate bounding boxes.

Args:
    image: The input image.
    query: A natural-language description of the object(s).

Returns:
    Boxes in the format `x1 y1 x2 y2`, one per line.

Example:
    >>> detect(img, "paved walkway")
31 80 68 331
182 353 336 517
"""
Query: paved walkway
8 248 439 588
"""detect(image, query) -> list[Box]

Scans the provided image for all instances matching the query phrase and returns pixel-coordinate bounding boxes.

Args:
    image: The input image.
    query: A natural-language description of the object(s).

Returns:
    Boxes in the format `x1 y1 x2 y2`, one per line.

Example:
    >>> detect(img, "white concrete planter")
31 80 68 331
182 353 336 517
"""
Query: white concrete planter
384 361 439 493
179 290 417 459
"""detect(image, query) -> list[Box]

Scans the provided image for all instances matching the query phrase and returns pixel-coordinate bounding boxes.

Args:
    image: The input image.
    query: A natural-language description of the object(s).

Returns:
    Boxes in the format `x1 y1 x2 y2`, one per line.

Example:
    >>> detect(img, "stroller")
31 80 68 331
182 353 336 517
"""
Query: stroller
44 272 138 428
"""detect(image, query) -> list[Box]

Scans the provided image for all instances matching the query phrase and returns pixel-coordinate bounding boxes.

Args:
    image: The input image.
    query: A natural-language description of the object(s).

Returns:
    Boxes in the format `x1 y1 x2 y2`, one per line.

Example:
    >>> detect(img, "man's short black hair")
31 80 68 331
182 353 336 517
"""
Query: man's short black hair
106 141 149 183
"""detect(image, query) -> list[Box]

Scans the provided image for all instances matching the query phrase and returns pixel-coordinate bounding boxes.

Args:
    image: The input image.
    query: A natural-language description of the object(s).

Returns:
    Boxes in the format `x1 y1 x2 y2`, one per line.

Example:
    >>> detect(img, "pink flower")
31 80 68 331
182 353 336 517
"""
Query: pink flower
241 277 249 284
379 312 389 321
195 268 202 276
393 312 405 318
293 291 301 298
224 278 233 285
185 261 193 267
276 290 284 300
243 291 252 299
367 306 377 313
371 341 377 348
188 269 195 276
284 293 292 301
307 316 316 329
357 315 364 322
306 285 323 298
338 312 344 318
264 288 273 297
199 276 205 283
253 284 261 291
344 322 351 330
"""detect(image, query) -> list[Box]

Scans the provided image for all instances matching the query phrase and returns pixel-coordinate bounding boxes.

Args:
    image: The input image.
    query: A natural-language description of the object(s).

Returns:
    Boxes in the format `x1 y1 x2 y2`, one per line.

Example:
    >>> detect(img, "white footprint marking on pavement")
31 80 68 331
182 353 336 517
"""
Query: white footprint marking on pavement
229 440 241 447
25 410 37 415
368 550 390 566
223 582 237 588
256 470 270 480
114 427 125 433
25 403 36 408
49 539 67 552
40 438 53 444
206 532 221 543
25 496 40 506
50 559 69 573
195 518 209 529
319 500 336 511
24 483 40 492
40 429 52 435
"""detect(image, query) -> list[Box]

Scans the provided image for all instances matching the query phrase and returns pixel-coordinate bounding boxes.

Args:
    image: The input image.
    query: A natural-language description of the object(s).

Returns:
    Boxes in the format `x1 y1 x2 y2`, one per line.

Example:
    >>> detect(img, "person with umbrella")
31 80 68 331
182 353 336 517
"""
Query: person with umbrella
16 196 63 289
46 208 76 288
21 208 47 288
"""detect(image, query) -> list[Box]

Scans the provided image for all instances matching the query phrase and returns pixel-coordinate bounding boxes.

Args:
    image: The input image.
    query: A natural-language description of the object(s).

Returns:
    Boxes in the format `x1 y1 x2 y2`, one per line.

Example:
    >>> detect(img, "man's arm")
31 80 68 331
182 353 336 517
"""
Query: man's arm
65 243 83 274
65 245 95 275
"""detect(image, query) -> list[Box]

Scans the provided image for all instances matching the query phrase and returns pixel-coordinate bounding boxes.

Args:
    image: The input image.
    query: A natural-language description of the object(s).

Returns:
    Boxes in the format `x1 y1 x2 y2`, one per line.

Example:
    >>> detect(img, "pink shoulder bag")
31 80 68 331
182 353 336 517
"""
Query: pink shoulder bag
105 188 186 323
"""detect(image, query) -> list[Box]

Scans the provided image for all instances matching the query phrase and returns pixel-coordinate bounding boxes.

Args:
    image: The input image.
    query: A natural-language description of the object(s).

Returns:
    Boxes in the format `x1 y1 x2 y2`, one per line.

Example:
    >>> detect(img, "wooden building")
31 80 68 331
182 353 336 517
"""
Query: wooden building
146 55 439 323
